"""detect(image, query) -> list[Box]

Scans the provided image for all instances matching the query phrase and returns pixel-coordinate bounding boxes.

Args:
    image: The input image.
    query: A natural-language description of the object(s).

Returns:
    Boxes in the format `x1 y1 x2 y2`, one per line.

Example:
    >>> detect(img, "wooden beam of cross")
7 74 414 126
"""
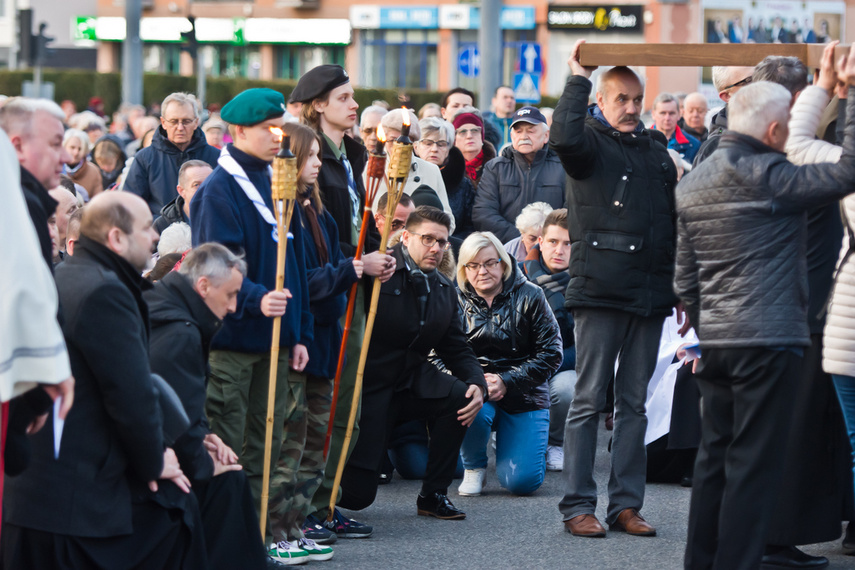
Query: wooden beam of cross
578 43 841 69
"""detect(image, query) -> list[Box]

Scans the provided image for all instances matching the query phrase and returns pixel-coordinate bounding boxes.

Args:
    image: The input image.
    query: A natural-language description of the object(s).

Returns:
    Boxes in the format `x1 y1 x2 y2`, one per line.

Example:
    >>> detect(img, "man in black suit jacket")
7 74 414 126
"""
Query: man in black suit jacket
339 206 486 520
3 192 203 570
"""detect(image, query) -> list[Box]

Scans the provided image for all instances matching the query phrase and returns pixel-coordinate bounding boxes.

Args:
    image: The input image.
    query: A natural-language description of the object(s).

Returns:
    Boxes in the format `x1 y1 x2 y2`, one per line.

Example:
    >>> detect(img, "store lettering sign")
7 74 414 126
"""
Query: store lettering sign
379 6 439 29
547 5 643 32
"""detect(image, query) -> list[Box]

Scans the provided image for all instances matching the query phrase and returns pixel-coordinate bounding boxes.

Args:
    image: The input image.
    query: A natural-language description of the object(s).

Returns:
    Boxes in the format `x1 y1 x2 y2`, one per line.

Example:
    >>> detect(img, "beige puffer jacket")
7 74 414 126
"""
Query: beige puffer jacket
787 85 855 376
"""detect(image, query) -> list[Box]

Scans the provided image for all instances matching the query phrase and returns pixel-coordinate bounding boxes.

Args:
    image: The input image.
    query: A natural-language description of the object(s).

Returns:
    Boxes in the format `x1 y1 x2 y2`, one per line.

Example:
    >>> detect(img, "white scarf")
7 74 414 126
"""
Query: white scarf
218 145 280 243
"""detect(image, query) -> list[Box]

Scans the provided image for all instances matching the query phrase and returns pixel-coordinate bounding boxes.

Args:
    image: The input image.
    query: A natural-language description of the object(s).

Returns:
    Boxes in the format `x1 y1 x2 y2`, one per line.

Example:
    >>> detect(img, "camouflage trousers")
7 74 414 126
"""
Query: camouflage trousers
268 372 333 542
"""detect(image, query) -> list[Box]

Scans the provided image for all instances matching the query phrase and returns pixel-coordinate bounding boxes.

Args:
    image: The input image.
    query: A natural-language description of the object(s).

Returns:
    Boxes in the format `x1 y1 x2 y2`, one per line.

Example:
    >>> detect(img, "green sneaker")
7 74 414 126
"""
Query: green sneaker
297 537 334 561
268 541 309 566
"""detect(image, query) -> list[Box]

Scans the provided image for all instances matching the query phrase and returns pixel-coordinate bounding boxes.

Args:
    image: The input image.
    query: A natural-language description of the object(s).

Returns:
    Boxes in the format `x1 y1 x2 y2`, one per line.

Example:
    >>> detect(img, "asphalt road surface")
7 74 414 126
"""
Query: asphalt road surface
320 423 855 569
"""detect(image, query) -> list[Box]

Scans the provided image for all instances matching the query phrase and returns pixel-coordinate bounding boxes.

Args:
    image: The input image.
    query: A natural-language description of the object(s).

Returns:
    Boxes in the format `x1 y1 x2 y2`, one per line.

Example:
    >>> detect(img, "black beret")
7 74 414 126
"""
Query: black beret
289 64 351 104
221 88 286 126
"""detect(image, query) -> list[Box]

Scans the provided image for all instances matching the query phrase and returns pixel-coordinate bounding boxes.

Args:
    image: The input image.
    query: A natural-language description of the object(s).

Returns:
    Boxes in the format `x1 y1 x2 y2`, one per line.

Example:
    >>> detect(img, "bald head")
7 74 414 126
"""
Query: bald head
596 66 645 133
682 92 709 132
82 192 157 271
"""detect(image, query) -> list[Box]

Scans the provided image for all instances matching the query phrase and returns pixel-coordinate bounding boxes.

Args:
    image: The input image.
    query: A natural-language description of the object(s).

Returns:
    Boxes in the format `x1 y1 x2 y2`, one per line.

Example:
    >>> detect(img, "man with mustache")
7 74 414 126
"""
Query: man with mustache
550 40 681 539
472 106 567 243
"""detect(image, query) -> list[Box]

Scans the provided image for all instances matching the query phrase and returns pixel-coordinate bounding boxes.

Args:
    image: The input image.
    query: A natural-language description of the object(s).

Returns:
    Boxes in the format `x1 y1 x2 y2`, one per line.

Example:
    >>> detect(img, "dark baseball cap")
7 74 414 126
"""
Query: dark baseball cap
510 106 547 128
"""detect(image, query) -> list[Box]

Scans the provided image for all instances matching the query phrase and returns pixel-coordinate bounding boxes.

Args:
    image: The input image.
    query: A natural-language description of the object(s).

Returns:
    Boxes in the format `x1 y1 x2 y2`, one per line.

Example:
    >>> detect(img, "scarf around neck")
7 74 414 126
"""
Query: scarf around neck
464 150 484 182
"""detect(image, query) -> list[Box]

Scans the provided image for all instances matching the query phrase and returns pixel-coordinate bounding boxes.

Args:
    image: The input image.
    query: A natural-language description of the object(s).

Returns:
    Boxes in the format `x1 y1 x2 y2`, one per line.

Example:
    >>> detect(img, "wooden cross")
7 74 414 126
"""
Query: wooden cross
579 43 842 68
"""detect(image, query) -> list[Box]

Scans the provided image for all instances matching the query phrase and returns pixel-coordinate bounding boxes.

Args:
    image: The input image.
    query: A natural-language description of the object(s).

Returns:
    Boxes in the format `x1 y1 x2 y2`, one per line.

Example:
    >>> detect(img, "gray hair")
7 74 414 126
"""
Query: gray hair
161 92 200 119
178 242 247 286
454 105 483 121
456 231 514 287
157 222 193 256
418 117 455 146
729 81 791 141
652 93 679 111
380 108 421 140
514 201 554 233
68 110 106 132
360 105 388 126
0 97 65 137
178 159 212 188
63 128 91 154
752 56 808 96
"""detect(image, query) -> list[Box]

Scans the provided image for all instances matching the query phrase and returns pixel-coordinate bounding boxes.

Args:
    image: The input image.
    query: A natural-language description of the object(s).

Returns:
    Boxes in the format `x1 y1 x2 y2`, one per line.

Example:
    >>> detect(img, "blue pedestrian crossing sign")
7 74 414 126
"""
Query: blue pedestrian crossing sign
458 46 480 78
518 43 542 75
514 72 541 104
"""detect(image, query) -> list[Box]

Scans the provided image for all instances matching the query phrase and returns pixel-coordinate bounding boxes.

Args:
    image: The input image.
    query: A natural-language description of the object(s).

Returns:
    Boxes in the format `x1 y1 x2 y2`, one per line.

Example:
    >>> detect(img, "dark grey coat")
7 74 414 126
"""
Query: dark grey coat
674 95 855 348
472 145 567 243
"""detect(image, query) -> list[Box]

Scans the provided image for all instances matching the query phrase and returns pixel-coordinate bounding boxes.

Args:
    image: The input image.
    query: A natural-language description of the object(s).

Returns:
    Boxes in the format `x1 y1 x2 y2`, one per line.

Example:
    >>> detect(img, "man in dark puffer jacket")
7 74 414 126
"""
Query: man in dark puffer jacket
675 68 855 569
550 40 679 540
125 92 220 216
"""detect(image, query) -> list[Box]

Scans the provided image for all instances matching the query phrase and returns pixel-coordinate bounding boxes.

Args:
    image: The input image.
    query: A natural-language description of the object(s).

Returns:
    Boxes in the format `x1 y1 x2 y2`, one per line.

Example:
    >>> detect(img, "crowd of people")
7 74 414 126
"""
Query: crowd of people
4 37 855 570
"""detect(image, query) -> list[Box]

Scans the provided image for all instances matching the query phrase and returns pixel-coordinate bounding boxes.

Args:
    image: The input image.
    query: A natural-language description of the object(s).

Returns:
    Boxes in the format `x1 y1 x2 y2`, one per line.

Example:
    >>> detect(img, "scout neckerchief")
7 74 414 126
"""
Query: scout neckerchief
218 145 279 243
340 151 361 230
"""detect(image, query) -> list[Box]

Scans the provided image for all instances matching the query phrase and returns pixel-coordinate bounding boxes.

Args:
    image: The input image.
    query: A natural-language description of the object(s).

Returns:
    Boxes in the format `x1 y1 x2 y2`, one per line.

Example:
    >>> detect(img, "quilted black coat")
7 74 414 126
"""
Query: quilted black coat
674 116 855 347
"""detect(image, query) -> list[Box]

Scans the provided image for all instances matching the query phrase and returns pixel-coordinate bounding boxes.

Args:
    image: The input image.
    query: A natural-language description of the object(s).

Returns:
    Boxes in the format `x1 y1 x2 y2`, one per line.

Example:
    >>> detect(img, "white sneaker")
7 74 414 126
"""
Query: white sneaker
458 468 486 496
268 541 309 566
297 537 334 561
546 445 564 471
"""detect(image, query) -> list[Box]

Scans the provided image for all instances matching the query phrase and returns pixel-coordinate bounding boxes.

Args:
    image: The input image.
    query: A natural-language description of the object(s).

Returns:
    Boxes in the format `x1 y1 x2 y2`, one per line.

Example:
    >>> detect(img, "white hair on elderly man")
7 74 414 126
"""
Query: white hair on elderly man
728 81 792 141
179 242 247 285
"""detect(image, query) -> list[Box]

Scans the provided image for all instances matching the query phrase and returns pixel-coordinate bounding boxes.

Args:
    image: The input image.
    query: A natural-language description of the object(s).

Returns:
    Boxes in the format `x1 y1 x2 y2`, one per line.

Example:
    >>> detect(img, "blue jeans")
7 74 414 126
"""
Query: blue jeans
459 402 549 496
831 374 855 498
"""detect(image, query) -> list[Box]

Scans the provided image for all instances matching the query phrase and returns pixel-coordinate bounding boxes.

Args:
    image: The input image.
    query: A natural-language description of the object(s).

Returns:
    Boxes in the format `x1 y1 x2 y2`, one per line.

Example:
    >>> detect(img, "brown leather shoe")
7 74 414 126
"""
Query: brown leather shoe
564 514 606 537
610 509 656 536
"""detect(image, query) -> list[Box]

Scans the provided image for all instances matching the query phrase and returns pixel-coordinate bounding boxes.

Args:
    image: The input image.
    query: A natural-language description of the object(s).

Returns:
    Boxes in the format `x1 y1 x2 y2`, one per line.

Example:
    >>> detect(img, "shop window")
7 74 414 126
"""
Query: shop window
201 45 261 79
143 43 181 75
275 46 346 80
361 29 438 91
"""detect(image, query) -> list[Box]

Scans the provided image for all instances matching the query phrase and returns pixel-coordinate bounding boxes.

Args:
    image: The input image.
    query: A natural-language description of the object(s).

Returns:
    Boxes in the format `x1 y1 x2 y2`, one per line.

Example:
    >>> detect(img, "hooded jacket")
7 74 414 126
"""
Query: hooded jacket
125 126 219 216
456 263 562 413
550 75 678 317
472 145 567 243
146 271 221 483
675 92 855 348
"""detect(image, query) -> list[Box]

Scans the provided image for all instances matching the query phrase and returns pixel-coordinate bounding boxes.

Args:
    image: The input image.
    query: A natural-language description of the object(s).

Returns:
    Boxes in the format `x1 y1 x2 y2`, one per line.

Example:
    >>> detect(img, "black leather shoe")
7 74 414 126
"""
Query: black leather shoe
416 492 466 520
843 522 855 555
761 546 828 569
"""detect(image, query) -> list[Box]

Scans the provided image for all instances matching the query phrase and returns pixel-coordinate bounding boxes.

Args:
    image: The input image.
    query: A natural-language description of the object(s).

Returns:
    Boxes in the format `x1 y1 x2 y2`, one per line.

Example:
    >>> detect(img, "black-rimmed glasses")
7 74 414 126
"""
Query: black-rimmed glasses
410 232 451 251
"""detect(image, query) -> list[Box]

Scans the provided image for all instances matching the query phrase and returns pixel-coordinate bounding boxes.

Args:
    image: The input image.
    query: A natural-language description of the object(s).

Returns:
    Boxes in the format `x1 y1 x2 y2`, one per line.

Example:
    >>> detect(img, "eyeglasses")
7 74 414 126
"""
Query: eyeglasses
390 219 406 231
464 259 502 272
723 76 752 91
410 232 451 251
419 139 449 149
164 118 196 127
456 127 482 138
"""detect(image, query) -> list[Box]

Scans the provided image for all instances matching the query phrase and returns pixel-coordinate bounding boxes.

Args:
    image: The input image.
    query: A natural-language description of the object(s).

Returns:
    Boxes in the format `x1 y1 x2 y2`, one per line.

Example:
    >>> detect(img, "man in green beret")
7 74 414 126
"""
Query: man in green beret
190 88 327 564
292 64 394 542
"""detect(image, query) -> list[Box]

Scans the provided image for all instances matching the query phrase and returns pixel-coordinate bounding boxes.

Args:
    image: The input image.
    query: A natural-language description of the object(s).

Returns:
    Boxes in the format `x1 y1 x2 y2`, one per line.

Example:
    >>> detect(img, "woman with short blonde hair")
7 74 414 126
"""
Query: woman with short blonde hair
451 231 562 497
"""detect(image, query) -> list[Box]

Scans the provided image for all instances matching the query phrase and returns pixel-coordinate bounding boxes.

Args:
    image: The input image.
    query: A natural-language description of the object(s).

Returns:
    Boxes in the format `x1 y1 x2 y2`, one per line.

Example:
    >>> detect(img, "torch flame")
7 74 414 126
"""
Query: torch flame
376 124 386 143
401 107 410 127
269 126 284 141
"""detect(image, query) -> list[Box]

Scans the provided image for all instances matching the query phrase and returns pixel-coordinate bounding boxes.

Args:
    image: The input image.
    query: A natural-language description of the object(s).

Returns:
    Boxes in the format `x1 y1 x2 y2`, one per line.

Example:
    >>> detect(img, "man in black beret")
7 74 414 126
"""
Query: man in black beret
293 64 394 541
189 88 319 564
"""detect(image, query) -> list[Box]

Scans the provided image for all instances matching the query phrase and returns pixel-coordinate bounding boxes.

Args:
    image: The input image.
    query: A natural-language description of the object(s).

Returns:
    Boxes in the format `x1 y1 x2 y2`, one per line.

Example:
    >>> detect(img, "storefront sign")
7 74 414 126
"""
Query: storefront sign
245 18 350 44
439 6 537 30
351 6 439 29
547 5 644 32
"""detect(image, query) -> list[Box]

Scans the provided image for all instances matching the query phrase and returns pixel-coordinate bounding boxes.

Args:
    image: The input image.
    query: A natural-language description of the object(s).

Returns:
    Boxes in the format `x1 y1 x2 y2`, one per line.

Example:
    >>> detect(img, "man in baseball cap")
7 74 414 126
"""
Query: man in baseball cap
472 106 566 241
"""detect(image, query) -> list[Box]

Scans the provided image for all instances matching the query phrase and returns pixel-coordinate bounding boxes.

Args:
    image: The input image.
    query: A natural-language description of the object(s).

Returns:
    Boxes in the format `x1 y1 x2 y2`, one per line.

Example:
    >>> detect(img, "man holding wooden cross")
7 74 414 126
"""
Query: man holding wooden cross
550 39 682 539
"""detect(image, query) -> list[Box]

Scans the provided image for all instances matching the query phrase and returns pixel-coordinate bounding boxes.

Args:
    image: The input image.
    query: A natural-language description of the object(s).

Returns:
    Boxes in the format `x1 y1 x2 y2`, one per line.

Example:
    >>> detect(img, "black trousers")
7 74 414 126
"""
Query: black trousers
339 379 471 510
1 496 206 570
194 470 267 570
684 347 798 570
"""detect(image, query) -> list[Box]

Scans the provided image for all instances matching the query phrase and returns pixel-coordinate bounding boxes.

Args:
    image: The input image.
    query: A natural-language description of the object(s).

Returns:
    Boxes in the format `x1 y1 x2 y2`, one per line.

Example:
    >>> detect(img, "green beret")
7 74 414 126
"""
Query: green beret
289 65 350 104
221 88 286 126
